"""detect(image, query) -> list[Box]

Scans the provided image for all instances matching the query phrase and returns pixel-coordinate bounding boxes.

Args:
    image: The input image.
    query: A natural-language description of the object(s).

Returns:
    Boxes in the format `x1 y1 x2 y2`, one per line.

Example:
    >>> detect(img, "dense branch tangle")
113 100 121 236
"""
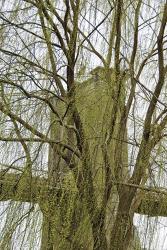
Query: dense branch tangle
0 1 167 250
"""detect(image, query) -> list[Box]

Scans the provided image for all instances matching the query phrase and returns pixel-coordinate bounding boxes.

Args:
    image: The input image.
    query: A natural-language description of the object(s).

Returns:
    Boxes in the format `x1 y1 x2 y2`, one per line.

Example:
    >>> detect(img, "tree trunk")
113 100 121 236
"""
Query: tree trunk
110 210 133 250
92 210 108 250
39 191 93 250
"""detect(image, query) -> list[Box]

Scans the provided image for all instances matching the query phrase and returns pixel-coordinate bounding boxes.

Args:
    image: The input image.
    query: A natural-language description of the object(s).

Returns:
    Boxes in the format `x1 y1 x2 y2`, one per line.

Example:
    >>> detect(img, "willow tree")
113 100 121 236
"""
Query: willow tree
0 0 167 249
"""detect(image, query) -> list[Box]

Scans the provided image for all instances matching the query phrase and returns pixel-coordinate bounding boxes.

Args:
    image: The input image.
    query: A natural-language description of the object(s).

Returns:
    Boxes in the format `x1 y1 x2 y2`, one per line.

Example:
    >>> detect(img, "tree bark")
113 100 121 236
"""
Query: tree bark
0 172 47 203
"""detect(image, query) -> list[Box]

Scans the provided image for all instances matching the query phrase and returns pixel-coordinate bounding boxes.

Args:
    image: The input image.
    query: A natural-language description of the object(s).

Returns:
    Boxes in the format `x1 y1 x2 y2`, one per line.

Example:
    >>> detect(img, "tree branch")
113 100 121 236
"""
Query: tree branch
0 102 49 140
136 191 167 217
1 171 167 217
0 172 47 203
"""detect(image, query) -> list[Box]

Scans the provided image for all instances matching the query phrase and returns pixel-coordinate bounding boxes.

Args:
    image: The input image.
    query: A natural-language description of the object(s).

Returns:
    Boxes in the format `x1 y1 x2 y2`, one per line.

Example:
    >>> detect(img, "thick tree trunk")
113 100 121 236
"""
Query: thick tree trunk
39 192 92 250
92 210 108 250
39 206 133 250
40 215 53 250
110 212 133 250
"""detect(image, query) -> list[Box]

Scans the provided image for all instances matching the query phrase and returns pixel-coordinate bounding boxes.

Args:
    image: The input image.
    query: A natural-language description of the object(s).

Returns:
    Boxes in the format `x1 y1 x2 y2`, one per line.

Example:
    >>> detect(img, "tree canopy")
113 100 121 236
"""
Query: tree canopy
0 0 167 249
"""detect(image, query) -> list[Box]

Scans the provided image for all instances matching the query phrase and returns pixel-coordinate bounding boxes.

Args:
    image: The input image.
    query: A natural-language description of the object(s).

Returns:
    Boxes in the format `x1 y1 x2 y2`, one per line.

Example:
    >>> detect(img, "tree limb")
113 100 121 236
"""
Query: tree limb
136 191 167 217
1 171 167 217
0 172 47 203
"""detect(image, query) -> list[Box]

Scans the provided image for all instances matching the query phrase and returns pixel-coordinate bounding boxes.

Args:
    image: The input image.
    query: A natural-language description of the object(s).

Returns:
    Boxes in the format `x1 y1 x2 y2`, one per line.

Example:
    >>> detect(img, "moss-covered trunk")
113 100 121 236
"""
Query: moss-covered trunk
38 70 142 250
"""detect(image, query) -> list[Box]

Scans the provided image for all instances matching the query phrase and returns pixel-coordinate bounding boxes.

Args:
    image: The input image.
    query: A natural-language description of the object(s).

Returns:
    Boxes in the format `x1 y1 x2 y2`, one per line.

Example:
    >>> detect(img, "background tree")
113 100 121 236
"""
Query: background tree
0 0 167 249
